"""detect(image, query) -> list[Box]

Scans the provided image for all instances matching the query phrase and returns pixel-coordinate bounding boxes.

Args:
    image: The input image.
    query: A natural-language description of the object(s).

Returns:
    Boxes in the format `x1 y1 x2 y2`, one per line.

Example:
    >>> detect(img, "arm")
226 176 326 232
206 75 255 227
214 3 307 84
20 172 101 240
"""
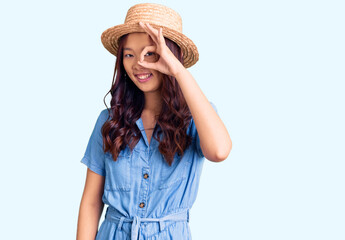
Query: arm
137 22 232 162
76 169 105 240
174 68 232 162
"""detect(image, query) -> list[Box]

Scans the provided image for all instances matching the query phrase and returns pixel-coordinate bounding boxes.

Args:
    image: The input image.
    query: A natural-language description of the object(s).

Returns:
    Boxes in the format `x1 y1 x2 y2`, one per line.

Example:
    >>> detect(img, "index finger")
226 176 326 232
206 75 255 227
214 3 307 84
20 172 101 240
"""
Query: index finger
139 22 160 45
139 45 157 62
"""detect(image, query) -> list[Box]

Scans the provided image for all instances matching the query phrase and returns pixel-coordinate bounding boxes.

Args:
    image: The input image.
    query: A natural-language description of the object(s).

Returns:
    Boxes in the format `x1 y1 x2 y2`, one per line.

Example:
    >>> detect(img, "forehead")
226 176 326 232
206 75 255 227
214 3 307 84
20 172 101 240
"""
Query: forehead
123 32 154 49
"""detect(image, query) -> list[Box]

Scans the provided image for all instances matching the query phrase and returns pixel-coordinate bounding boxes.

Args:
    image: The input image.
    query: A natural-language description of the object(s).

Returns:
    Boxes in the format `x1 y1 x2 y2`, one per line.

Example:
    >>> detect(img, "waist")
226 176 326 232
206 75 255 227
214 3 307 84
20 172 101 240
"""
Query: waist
105 206 190 240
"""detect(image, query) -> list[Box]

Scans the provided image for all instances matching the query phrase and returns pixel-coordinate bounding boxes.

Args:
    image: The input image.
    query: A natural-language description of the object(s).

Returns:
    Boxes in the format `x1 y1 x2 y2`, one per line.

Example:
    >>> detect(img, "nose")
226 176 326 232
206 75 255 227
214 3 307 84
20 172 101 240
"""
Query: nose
132 56 148 71
133 60 146 71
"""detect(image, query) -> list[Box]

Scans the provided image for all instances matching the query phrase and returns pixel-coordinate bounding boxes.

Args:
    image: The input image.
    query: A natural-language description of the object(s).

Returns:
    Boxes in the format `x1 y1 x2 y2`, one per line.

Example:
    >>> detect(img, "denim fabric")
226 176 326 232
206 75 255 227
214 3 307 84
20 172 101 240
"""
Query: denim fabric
81 102 217 240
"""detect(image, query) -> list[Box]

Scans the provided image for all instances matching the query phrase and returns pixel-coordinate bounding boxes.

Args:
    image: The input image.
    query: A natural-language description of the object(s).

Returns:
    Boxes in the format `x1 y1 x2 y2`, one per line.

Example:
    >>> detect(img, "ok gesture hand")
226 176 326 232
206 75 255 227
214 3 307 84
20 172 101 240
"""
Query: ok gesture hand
137 22 184 78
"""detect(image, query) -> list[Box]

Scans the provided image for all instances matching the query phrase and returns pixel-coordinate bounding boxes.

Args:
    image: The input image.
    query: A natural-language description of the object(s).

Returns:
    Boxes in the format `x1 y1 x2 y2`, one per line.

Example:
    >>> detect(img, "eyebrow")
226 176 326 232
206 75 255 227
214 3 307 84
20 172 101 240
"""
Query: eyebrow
123 46 154 51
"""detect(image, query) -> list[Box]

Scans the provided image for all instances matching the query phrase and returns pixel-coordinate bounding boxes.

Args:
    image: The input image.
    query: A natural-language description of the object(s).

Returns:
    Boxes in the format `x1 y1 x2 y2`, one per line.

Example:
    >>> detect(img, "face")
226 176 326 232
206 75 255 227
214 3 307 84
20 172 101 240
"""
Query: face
122 33 163 94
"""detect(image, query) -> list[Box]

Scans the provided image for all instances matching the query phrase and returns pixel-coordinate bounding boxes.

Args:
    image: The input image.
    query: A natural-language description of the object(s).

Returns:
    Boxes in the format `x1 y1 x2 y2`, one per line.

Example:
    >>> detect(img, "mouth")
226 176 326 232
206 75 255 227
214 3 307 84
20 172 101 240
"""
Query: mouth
135 73 153 83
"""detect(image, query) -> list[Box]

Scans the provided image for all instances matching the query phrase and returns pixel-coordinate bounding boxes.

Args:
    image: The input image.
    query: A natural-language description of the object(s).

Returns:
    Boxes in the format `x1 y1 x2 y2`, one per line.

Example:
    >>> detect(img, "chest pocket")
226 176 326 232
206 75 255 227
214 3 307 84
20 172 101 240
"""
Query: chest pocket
158 153 192 190
104 148 132 192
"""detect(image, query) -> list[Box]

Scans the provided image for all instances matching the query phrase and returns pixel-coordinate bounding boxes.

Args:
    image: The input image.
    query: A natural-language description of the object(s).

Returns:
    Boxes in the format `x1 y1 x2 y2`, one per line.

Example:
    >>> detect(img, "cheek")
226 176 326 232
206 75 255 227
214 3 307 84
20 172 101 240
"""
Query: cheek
154 72 163 85
154 71 163 79
122 60 131 73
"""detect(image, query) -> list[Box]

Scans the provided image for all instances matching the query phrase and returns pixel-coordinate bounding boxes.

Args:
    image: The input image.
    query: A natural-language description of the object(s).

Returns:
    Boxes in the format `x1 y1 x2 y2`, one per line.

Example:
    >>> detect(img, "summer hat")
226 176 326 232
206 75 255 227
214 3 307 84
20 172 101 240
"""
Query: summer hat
101 3 199 68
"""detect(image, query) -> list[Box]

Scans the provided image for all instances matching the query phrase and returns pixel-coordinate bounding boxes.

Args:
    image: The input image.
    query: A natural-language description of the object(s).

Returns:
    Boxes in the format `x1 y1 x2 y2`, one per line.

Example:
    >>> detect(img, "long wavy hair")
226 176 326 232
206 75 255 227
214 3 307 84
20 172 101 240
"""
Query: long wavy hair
101 33 193 166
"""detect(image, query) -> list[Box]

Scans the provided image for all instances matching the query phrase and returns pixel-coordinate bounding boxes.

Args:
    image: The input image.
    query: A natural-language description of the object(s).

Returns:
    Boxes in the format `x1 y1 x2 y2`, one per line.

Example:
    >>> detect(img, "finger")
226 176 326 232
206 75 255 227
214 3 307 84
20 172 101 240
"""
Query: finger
142 23 160 45
140 46 157 62
139 21 148 32
145 22 159 34
158 27 165 45
137 60 158 71
139 23 158 46
147 25 165 47
139 22 156 42
145 23 160 38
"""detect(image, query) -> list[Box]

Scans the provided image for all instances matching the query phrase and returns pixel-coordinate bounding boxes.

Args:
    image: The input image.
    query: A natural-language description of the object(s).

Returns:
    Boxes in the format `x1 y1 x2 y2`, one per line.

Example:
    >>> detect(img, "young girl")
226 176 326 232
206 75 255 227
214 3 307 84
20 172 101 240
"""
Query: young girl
77 3 232 240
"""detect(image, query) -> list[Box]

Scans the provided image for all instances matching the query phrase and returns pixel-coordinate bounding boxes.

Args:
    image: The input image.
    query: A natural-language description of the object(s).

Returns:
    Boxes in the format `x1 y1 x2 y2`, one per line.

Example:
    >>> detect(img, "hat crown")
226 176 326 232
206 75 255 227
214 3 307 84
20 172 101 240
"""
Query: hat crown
124 3 182 33
101 3 198 68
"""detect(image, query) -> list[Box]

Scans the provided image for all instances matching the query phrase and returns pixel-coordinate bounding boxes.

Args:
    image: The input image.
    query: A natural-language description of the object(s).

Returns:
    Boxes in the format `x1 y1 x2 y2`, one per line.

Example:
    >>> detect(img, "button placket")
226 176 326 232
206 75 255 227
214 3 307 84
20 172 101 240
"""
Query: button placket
138 160 150 216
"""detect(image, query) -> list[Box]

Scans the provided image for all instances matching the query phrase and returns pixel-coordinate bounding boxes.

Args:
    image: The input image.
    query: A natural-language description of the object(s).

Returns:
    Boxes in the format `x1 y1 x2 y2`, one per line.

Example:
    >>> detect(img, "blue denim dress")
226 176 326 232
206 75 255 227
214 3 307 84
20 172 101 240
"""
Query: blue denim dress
81 102 217 240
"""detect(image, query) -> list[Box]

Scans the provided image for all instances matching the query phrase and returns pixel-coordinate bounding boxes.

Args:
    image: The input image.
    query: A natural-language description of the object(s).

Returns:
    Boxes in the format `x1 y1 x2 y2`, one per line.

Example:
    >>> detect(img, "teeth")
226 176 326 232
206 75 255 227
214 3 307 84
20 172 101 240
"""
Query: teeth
137 74 151 79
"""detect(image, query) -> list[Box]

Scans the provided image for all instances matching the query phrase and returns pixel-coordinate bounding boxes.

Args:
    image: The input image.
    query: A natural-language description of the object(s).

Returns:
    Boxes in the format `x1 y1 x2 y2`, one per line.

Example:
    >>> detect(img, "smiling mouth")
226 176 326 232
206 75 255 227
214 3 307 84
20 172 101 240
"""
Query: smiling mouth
135 73 153 82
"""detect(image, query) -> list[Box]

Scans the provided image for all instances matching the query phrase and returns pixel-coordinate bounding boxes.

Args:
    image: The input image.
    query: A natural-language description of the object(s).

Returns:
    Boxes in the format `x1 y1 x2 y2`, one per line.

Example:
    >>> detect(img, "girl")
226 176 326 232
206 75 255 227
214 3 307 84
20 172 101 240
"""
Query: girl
77 3 232 240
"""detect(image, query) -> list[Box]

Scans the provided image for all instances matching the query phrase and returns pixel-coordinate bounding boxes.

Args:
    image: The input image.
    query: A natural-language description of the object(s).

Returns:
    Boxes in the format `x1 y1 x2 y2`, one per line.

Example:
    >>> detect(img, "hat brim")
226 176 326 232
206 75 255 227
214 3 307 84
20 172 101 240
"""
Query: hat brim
101 23 199 68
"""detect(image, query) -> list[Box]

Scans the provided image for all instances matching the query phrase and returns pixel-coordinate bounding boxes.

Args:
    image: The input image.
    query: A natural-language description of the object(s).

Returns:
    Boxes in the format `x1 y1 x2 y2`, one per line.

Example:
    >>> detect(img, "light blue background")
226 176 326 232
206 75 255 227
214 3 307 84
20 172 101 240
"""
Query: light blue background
0 0 344 239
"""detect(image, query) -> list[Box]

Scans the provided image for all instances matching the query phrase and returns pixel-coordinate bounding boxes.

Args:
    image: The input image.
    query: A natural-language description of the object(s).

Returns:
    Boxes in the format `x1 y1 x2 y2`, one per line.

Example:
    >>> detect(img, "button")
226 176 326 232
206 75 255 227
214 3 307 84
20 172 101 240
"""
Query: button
143 173 149 179
139 202 145 208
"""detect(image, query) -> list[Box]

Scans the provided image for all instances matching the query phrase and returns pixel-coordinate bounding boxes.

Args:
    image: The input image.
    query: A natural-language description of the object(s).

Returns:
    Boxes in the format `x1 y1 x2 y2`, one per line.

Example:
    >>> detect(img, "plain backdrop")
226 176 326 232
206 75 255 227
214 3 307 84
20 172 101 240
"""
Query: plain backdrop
0 0 344 239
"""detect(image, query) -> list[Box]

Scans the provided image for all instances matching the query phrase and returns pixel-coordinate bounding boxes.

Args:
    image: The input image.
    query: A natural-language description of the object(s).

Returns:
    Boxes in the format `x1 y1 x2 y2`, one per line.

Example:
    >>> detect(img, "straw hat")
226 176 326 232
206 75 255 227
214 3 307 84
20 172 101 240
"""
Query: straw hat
101 3 199 68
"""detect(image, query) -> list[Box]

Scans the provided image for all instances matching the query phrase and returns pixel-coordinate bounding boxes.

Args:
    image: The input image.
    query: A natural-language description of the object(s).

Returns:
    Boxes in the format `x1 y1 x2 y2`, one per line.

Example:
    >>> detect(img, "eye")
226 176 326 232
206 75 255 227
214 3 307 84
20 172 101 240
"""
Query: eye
124 53 133 58
145 52 155 57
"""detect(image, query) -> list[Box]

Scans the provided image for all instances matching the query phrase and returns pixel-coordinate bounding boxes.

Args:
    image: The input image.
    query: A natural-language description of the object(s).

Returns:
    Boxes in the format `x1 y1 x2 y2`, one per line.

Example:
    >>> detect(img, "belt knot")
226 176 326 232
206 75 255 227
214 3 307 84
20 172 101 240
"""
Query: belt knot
105 207 190 240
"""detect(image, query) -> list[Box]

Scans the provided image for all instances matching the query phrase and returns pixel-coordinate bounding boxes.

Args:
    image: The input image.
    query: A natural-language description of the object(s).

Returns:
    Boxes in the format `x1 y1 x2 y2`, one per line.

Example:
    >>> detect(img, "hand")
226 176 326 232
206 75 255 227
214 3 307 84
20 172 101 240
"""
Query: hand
137 22 185 78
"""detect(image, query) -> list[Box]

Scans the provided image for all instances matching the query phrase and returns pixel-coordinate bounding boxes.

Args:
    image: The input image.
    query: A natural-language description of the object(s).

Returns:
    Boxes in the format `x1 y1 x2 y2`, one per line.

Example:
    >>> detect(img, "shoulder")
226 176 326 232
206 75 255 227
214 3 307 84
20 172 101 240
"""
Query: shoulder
97 108 111 123
99 108 110 119
91 108 111 132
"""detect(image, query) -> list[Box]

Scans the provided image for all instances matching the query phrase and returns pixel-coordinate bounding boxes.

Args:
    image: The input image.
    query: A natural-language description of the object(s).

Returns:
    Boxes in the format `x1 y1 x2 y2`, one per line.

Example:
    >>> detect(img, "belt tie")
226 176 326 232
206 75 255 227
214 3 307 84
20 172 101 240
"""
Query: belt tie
105 206 190 240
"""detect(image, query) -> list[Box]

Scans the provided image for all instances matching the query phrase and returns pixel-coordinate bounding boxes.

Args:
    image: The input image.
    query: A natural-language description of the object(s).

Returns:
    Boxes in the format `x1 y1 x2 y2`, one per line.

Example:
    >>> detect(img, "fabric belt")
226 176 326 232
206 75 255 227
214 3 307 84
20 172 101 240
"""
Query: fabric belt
105 206 190 240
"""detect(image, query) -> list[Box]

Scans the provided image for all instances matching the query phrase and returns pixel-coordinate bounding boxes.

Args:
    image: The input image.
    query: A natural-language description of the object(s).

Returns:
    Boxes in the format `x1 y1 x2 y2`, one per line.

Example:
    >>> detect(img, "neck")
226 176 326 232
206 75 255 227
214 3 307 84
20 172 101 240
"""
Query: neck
143 91 162 117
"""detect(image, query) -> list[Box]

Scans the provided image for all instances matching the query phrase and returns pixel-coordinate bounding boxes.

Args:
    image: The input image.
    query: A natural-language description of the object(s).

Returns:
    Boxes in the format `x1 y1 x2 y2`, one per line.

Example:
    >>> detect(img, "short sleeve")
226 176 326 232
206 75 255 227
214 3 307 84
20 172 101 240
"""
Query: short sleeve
80 109 109 176
192 101 218 158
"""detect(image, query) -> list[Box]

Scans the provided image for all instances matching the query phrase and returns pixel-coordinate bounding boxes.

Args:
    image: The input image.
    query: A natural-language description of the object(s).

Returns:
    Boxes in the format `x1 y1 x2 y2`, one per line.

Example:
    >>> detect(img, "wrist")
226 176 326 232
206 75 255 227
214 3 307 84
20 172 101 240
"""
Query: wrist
172 64 187 80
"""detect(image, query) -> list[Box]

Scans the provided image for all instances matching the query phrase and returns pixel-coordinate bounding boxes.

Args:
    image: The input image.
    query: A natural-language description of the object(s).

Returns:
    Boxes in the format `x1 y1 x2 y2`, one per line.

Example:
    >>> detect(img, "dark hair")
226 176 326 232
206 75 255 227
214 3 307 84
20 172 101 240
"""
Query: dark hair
101 34 192 166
